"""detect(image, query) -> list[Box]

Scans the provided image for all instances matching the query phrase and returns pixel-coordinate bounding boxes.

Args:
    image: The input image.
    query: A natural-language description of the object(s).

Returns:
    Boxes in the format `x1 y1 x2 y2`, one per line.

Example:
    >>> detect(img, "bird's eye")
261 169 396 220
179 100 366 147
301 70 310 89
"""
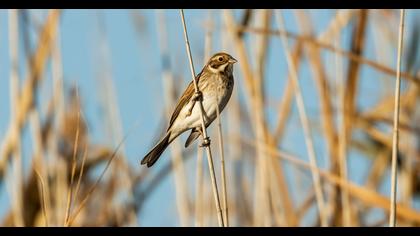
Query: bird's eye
218 56 223 62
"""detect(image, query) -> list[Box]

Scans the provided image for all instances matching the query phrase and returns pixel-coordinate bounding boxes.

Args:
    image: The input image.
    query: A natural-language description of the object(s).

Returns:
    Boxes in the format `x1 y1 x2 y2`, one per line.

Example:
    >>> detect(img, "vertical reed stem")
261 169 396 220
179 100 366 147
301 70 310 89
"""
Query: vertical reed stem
195 10 212 227
8 8 24 227
211 9 229 226
216 83 229 227
335 26 352 227
179 9 224 227
195 147 204 226
389 9 405 227
275 10 327 226
156 9 190 226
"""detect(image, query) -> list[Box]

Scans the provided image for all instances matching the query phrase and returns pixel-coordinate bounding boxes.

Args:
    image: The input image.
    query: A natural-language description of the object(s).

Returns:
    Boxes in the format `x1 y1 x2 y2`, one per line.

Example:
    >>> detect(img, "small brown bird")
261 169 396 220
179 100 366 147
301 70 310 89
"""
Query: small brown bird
141 52 237 167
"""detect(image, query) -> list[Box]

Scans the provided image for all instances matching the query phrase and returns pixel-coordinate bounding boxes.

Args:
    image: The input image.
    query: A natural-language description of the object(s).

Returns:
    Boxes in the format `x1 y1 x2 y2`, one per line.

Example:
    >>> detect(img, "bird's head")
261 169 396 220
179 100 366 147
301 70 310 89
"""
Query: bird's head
206 52 237 74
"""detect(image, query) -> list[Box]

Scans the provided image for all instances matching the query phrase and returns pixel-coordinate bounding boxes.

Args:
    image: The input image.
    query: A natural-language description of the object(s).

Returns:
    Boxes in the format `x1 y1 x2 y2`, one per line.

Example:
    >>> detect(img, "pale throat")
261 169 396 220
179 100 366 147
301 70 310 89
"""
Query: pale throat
208 63 230 74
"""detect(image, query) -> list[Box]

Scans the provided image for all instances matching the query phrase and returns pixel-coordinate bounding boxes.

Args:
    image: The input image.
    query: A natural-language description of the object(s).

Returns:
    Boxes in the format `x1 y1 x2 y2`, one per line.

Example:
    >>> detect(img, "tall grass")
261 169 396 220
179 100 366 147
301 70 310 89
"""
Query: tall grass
389 9 406 227
1 9 419 227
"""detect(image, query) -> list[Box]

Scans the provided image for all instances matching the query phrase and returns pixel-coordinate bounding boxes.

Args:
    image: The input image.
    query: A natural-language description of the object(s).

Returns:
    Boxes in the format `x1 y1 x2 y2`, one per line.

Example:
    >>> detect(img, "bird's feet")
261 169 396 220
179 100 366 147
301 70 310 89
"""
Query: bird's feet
192 91 203 102
199 137 211 147
186 91 203 117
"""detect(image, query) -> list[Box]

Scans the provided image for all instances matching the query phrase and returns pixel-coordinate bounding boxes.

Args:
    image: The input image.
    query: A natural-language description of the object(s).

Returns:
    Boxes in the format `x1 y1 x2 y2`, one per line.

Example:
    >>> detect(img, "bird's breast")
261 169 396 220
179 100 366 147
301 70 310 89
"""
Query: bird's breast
170 74 234 134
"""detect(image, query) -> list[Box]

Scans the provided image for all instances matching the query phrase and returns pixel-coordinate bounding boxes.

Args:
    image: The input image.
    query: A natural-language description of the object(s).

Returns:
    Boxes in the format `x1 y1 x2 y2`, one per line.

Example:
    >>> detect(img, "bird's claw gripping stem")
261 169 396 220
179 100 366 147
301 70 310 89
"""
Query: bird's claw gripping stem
186 91 203 117
192 91 203 102
199 137 211 147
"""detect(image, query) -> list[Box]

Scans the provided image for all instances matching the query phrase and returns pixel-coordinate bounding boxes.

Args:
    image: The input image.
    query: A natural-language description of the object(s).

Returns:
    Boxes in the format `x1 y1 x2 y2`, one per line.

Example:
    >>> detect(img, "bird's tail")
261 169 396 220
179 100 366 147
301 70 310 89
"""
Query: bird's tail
141 132 171 167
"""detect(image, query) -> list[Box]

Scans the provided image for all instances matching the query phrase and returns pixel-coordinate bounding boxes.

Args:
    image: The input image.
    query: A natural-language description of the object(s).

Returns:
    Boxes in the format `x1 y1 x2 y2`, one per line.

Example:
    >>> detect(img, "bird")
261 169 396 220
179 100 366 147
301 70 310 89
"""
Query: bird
141 52 237 167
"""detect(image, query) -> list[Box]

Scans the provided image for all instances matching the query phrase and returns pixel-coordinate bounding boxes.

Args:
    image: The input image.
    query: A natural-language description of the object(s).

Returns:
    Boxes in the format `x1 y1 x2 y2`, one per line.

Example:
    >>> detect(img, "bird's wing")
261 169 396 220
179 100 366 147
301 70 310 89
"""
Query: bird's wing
167 71 202 131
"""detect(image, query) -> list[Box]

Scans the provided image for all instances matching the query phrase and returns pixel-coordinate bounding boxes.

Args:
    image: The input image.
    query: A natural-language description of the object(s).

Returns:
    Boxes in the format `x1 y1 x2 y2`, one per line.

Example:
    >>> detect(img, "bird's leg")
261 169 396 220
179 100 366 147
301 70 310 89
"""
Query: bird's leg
200 137 211 147
197 126 211 147
186 91 203 117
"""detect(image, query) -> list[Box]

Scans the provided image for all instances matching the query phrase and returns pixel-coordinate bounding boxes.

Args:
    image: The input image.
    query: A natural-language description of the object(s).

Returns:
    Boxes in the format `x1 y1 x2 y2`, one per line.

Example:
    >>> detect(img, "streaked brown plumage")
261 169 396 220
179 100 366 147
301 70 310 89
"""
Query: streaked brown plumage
141 52 237 167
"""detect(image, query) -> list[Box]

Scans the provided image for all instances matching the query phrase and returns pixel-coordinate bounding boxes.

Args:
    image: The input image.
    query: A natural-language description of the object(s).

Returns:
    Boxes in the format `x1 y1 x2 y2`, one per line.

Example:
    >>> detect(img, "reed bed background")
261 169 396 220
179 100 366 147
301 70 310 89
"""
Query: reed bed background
0 9 419 226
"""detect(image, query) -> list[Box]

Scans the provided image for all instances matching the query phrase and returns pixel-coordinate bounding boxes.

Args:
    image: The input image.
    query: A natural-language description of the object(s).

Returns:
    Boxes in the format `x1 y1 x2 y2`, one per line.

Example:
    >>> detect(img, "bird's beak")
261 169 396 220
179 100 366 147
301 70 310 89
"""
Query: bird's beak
229 57 238 64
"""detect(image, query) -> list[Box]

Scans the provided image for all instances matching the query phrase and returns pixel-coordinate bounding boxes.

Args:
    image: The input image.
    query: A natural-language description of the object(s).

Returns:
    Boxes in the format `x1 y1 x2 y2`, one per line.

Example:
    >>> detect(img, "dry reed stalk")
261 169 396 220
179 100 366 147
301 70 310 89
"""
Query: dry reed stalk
357 117 414 159
95 12 138 225
399 81 419 214
364 116 418 135
275 10 327 226
15 10 59 226
25 12 57 225
66 125 135 226
194 10 214 227
63 98 90 215
356 118 393 148
344 9 368 139
239 137 420 224
222 69 244 225
165 59 191 225
363 122 420 215
266 135 298 226
34 168 49 226
0 91 92 227
222 9 262 226
206 175 216 226
341 9 368 225
179 9 224 227
389 9 405 227
377 10 400 49
359 82 417 141
222 11 243 224
239 173 253 225
216 108 229 227
273 43 303 143
363 91 415 121
223 9 297 226
64 86 81 226
262 37 300 226
251 9 271 226
222 10 258 225
95 11 126 153
6 152 23 224
295 9 348 226
267 167 286 226
296 189 316 221
225 88 242 226
317 10 356 44
60 110 141 226
0 9 61 181
49 22 64 227
74 141 89 205
266 43 301 226
371 11 394 97
222 10 258 117
401 137 415 216
223 9 267 226
156 9 190 226
29 109 49 221
233 26 420 88
333 18 352 226
364 149 390 190
202 9 229 226
215 71 230 223
134 145 196 207
195 147 204 226
55 159 69 226
7 9 24 227
45 24 66 226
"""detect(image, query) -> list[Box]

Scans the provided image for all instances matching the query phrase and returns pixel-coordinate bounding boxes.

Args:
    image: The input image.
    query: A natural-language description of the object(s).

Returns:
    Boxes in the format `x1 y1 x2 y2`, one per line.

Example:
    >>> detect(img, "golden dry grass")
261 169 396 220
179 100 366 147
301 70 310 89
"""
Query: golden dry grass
1 9 419 227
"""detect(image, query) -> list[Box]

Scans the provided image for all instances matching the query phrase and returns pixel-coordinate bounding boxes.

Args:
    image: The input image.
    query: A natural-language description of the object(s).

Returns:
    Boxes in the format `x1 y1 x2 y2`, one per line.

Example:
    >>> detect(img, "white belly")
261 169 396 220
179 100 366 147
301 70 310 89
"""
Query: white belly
170 83 232 135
